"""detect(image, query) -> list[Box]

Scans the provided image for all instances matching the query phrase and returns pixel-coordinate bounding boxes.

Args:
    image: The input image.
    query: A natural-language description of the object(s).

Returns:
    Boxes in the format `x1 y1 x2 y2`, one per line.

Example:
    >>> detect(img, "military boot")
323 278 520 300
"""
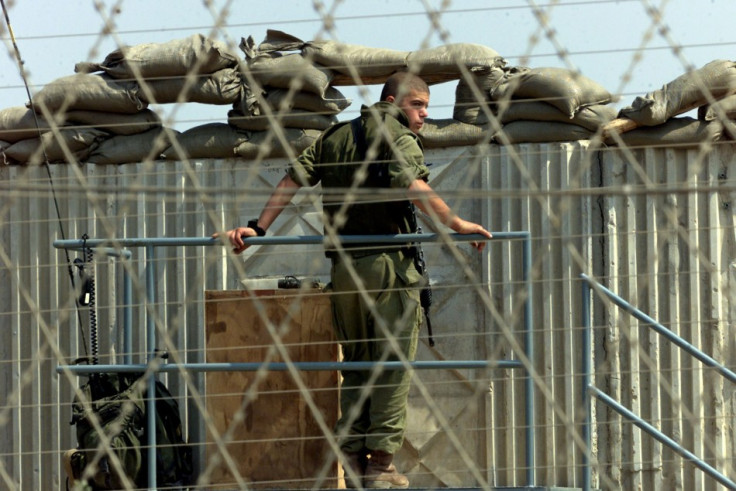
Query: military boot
343 450 368 489
364 450 409 489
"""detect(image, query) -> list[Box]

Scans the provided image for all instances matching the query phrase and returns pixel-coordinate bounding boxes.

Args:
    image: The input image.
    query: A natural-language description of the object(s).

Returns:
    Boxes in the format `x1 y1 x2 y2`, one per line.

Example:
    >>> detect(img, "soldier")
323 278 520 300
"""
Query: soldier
224 71 491 488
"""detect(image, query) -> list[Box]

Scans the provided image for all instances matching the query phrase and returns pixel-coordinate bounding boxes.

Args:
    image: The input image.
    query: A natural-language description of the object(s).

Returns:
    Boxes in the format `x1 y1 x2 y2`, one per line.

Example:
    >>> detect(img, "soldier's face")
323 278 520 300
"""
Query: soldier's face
390 90 429 134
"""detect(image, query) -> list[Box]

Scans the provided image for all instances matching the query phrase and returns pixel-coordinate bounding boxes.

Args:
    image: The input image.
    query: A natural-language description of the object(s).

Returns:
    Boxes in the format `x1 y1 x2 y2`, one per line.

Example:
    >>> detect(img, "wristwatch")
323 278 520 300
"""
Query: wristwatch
247 219 266 237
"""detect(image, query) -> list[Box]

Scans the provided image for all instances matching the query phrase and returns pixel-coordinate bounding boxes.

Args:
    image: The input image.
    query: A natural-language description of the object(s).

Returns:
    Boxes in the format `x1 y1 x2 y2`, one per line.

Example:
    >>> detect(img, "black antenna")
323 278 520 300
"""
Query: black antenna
1 0 89 357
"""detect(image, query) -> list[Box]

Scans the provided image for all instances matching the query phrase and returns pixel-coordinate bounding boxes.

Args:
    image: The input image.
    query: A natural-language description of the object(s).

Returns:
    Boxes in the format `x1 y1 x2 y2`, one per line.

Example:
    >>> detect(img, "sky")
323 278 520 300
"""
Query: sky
1 0 735 131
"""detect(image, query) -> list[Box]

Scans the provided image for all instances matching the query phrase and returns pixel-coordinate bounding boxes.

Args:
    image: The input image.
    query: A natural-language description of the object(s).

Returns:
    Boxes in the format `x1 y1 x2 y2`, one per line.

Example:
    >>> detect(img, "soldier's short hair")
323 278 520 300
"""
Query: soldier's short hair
380 71 430 101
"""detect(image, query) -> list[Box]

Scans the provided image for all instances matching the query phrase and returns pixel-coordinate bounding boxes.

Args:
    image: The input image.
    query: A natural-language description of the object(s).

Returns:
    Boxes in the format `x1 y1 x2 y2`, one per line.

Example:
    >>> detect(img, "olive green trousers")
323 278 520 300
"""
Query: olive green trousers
328 250 423 455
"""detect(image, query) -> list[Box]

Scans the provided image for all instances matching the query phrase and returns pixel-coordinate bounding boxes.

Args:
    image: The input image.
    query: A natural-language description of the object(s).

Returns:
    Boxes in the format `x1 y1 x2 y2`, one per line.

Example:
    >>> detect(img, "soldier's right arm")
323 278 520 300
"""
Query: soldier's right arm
224 174 302 254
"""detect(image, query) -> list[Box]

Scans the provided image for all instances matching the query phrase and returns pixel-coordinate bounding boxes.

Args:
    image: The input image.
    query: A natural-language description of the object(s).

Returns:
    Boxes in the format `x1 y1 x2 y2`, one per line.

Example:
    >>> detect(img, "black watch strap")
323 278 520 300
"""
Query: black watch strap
247 219 266 237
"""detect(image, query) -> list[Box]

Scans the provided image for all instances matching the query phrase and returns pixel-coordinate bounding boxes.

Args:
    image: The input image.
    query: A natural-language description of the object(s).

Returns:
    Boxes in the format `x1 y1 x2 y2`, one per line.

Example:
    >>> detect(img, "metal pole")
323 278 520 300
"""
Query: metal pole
145 245 157 490
53 232 522 250
581 278 592 491
523 233 535 486
57 359 523 374
591 386 736 490
123 263 132 366
581 274 736 384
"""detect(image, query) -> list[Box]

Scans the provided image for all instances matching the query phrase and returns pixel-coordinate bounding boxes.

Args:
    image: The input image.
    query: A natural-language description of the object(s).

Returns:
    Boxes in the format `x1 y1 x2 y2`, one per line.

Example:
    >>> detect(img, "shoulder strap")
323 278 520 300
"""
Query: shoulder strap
350 115 393 186
350 116 368 161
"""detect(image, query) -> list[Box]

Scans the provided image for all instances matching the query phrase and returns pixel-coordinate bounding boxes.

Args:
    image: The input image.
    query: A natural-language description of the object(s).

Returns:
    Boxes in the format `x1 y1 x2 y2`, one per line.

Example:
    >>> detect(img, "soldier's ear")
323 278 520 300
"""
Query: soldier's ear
384 95 396 104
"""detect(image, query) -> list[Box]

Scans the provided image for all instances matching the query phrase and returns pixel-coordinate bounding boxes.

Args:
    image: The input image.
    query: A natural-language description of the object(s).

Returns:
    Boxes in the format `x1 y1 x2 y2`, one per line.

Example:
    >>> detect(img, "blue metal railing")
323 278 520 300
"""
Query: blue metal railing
581 273 736 490
55 232 534 489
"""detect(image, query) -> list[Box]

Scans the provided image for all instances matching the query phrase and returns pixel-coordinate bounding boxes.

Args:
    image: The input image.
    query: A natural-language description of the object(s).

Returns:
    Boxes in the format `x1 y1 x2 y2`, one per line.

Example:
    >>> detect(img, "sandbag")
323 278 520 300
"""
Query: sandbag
620 60 736 126
162 123 250 160
302 40 408 78
87 128 180 164
139 68 245 105
75 34 238 79
33 73 147 114
228 108 337 131
418 118 491 148
606 117 723 147
248 53 334 96
491 67 612 118
499 101 618 131
407 43 505 78
64 109 161 135
453 66 507 124
698 93 736 121
254 29 306 54
0 106 55 142
4 128 108 164
235 128 321 160
253 86 352 115
493 120 593 144
0 106 161 141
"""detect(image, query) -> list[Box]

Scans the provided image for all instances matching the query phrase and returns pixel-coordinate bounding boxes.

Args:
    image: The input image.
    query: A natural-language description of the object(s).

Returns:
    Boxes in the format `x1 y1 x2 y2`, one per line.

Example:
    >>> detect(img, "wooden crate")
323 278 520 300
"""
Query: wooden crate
204 289 340 488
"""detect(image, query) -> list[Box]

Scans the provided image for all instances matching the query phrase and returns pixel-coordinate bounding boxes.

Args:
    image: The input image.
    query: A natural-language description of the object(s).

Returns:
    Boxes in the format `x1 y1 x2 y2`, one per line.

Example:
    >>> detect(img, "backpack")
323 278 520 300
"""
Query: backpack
68 372 193 489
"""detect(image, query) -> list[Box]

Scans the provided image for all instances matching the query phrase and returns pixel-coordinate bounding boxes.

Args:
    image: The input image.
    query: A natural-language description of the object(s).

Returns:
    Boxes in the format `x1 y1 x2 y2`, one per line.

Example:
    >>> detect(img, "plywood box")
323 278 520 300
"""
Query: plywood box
205 289 340 488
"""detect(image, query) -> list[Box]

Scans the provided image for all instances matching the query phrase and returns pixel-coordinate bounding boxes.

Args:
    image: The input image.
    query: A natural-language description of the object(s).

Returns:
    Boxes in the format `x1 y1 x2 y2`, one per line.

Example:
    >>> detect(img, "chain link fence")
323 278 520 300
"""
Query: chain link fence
1 1 735 489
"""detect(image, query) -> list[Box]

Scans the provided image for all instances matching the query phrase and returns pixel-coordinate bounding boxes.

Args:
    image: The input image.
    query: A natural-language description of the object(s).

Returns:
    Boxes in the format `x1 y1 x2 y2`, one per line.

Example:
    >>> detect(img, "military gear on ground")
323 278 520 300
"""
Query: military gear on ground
68 372 193 489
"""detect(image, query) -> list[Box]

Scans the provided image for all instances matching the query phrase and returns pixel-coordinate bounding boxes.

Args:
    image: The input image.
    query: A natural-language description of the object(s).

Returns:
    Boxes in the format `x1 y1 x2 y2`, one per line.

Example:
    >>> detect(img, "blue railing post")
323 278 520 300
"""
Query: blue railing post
581 277 592 491
145 244 157 490
523 234 535 486
123 264 133 365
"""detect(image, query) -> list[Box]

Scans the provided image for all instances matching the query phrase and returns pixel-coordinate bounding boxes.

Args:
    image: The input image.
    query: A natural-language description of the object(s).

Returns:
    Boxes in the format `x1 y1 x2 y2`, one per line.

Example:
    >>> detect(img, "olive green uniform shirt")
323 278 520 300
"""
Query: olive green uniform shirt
287 101 430 240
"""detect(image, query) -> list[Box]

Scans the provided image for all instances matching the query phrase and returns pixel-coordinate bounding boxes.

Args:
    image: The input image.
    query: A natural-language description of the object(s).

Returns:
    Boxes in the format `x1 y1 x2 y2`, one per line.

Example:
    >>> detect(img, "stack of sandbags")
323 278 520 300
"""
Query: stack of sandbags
76 33 242 106
1 36 246 165
456 66 618 144
0 76 157 164
259 29 506 86
263 28 507 148
161 122 321 161
453 65 508 126
0 106 110 164
70 34 243 163
227 43 350 133
609 59 736 147
0 105 177 165
163 32 350 161
17 68 165 164
228 33 343 133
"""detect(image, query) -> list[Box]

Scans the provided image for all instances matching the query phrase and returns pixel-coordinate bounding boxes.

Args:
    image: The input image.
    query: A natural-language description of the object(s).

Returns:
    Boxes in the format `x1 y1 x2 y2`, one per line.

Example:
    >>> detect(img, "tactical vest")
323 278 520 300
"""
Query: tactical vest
314 103 424 251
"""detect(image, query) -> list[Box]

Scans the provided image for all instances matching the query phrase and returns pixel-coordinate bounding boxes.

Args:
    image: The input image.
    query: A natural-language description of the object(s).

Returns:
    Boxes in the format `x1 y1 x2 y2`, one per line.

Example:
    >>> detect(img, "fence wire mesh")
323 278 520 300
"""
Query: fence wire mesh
1 1 736 490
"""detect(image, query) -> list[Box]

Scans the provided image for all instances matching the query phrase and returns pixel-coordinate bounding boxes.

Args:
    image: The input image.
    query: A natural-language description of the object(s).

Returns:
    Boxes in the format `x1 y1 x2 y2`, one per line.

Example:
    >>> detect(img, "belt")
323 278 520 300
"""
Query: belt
327 249 380 262
328 247 415 263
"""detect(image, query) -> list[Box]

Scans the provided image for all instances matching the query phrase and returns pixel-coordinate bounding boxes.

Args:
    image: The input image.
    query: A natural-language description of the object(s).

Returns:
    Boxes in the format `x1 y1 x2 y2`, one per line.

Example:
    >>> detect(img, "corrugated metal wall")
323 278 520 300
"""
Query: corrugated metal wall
596 143 736 490
1 142 734 489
